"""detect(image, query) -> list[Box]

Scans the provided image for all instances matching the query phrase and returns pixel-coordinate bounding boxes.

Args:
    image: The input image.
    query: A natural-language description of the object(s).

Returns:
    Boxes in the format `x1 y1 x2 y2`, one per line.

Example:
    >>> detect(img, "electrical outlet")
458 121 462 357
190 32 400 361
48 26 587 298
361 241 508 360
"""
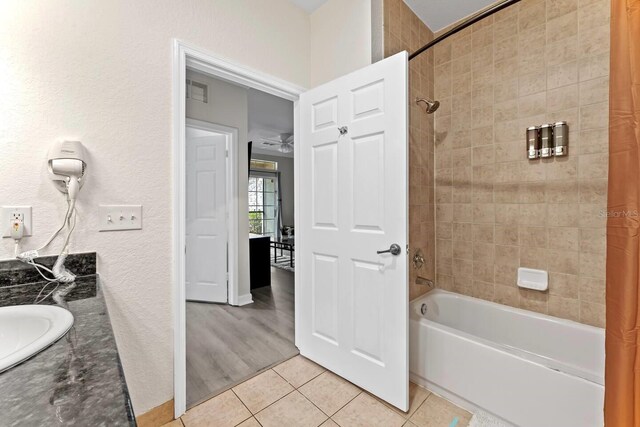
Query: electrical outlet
2 206 32 238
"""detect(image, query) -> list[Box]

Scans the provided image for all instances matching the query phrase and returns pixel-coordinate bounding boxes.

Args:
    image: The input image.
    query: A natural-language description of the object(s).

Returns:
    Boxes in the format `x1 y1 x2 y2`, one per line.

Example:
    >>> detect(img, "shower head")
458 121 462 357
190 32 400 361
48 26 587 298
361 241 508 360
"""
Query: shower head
416 98 440 114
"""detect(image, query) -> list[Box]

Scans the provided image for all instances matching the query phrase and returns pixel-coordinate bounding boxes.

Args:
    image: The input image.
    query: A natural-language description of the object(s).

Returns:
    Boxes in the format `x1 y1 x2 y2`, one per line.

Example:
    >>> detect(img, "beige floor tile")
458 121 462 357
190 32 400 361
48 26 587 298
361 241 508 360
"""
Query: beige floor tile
332 393 406 427
255 391 328 427
273 355 326 388
403 422 419 427
410 394 472 427
161 420 184 427
321 420 340 427
375 382 431 419
299 371 361 416
236 417 261 427
181 390 251 427
233 369 294 413
406 383 432 418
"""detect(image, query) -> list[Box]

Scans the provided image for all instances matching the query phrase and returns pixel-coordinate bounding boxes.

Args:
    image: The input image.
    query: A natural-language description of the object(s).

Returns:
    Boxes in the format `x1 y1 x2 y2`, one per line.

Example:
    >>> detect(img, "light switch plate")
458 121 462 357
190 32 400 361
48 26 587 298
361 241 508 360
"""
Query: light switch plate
99 205 142 232
2 206 32 238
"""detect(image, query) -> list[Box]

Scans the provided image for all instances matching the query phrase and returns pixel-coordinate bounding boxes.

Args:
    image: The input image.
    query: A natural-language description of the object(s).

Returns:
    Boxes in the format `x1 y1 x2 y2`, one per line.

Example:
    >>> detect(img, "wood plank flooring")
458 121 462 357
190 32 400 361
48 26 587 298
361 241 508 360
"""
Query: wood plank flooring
186 267 297 408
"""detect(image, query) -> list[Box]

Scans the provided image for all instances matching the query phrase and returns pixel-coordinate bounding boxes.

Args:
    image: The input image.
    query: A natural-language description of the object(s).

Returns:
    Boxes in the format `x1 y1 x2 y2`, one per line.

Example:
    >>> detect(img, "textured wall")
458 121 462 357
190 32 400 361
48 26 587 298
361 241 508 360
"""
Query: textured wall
383 0 436 300
310 0 372 86
432 0 610 327
0 0 310 414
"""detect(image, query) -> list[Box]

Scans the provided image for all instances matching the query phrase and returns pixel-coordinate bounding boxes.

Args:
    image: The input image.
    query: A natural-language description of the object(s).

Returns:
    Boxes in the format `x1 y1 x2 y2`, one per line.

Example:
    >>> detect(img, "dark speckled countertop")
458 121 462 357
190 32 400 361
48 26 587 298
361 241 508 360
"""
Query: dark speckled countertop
0 256 136 426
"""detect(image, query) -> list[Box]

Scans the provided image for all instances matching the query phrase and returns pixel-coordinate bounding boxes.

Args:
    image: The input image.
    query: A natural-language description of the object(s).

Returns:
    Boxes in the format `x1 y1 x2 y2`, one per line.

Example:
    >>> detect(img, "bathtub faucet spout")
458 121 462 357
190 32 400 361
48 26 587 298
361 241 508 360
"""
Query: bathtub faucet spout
416 276 434 290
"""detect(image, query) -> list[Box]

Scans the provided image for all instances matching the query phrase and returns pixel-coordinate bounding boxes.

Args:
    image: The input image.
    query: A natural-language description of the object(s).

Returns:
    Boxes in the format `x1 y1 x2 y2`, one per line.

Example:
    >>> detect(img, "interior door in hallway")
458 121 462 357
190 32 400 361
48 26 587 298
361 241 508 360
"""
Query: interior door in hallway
297 51 409 410
186 128 228 303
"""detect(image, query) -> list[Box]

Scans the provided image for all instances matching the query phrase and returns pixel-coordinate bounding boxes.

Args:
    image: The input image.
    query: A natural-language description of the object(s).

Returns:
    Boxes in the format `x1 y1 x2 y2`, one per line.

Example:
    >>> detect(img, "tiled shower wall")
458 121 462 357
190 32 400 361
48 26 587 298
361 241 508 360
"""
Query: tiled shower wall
433 0 610 327
383 0 436 300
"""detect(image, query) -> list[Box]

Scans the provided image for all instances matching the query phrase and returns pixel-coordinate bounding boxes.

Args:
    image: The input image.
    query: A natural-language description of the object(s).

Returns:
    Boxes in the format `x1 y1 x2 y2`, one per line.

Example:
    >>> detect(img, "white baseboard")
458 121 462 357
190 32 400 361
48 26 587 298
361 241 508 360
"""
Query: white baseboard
237 293 254 306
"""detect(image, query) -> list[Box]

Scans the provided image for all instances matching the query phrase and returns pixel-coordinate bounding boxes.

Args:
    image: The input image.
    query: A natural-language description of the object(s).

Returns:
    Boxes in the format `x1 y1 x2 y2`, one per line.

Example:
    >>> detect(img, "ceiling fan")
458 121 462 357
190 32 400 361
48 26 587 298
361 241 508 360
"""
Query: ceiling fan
262 133 294 153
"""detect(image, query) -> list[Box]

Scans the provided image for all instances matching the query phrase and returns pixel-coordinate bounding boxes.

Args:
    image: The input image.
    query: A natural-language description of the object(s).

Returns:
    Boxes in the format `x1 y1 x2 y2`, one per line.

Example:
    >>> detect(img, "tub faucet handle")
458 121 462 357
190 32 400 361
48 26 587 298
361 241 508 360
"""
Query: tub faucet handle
412 249 425 269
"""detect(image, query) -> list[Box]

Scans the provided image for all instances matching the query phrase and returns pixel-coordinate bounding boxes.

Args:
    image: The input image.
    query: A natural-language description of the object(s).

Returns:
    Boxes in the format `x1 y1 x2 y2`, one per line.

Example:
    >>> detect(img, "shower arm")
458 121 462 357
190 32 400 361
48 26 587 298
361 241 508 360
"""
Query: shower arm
409 0 522 61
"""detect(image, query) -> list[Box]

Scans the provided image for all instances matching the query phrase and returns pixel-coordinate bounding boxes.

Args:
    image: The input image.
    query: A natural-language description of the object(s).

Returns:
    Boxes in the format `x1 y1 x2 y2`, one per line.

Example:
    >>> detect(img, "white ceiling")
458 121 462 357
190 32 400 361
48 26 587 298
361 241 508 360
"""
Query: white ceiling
401 0 497 32
289 0 328 13
248 89 294 158
289 0 496 33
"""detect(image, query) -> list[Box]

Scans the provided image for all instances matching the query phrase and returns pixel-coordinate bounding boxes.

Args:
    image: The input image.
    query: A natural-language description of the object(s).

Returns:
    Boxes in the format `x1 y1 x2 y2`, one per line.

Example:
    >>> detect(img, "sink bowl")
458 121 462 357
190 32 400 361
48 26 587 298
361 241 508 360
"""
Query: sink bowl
0 305 74 373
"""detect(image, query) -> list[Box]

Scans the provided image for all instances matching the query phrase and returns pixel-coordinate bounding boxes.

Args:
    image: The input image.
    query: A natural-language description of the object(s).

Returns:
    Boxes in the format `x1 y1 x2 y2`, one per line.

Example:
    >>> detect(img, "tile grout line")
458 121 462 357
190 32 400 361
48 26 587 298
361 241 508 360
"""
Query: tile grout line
297 380 356 421
251 369 297 408
229 360 328 426
193 352 468 427
186 355 293 412
305 370 367 418
293 368 326 389
272 360 326 389
361 386 429 420
268 367 332 426
406 393 434 425
234 416 262 427
327 390 364 421
230 388 259 426
271 361 361 425
252 389 299 419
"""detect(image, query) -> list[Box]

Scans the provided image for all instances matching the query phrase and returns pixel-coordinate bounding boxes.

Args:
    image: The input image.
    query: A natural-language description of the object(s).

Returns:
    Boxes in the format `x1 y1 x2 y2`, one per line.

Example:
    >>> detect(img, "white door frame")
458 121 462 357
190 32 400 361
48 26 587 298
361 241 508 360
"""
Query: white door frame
185 118 238 304
172 39 305 417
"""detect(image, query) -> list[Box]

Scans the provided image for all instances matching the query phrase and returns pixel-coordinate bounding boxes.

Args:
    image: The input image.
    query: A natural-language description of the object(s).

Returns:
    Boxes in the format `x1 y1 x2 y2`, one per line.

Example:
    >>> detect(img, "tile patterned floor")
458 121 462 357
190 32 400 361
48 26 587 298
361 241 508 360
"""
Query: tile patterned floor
165 355 472 427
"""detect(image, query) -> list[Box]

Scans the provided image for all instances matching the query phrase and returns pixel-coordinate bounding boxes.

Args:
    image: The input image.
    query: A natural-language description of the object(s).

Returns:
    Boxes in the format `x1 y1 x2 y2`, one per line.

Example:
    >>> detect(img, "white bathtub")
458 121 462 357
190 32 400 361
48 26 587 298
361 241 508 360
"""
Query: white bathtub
409 290 604 427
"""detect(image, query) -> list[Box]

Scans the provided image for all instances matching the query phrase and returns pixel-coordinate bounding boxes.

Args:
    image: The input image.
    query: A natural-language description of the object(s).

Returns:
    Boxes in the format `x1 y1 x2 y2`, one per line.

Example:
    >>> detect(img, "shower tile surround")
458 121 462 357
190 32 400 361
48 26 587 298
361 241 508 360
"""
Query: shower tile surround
429 0 610 327
384 0 437 301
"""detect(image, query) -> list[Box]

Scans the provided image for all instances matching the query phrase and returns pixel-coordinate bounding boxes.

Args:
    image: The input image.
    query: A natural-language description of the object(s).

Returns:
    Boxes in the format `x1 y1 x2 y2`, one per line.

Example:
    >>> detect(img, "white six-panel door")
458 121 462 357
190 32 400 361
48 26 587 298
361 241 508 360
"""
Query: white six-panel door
298 51 409 410
186 130 228 303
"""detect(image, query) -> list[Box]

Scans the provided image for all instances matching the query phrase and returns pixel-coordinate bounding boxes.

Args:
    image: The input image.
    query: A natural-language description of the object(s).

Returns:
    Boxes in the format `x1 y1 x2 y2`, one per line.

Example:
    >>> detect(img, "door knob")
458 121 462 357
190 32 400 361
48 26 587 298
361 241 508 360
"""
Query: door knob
377 243 401 256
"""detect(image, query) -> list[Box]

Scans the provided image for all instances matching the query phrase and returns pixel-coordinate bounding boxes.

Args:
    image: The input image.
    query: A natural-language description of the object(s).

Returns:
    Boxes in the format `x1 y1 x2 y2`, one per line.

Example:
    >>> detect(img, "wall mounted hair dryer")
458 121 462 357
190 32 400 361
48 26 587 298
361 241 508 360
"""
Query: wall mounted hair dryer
48 140 87 201
47 140 87 280
15 140 89 287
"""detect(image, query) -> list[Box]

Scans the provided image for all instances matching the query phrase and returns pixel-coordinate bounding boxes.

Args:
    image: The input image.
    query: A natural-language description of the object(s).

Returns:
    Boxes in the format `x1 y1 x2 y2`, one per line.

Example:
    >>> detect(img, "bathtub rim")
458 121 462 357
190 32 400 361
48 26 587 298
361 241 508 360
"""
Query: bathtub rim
410 289 605 386
411 289 604 334
408 321 604 427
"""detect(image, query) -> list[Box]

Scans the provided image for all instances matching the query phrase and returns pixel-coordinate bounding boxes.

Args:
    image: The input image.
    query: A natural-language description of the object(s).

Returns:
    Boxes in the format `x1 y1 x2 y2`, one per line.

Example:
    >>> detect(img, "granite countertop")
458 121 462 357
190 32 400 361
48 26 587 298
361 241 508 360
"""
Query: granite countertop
0 275 136 426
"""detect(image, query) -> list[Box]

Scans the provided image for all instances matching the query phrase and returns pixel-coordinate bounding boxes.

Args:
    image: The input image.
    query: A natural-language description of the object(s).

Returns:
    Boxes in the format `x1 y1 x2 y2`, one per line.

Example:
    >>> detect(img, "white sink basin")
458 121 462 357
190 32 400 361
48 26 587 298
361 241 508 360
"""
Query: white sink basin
0 305 74 373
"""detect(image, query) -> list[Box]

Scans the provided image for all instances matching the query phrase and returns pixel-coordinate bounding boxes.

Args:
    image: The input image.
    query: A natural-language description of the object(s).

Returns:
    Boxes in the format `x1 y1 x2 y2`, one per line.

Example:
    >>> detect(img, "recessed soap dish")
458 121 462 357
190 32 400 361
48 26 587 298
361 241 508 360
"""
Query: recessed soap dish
517 267 548 291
